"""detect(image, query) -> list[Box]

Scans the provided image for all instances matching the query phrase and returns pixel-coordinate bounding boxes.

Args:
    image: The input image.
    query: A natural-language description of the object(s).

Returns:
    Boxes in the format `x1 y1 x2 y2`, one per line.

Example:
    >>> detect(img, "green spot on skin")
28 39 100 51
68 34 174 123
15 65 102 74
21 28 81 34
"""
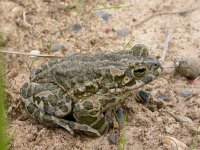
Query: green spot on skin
48 60 58 67
102 124 108 133
41 64 48 70
74 104 81 113
34 85 46 94
74 89 84 98
80 116 97 125
77 76 84 83
58 101 69 113
100 99 109 108
33 96 42 106
48 95 58 104
26 103 36 114
21 83 31 99
42 113 54 124
43 100 50 112
125 79 136 87
131 44 148 57
67 121 75 129
58 90 64 99
101 87 109 93
90 110 98 115
57 91 64 99
107 82 115 89
94 69 102 78
23 82 29 88
92 117 106 130
103 76 113 83
33 110 41 122
86 85 97 94
83 101 93 110
100 98 115 108
103 69 113 82
114 75 125 88
35 68 43 75
70 81 76 88
27 88 32 98
64 95 71 103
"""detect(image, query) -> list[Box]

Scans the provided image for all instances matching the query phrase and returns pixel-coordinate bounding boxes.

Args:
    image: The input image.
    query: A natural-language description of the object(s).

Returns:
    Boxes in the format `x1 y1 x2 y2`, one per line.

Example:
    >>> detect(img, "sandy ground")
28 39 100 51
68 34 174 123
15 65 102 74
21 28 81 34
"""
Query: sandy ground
1 0 200 149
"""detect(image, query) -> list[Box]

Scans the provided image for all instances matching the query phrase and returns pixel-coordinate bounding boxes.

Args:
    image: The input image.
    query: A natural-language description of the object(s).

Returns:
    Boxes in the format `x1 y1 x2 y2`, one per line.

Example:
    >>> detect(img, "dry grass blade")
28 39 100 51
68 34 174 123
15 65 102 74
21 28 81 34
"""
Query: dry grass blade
0 49 64 59
22 10 32 27
0 54 7 150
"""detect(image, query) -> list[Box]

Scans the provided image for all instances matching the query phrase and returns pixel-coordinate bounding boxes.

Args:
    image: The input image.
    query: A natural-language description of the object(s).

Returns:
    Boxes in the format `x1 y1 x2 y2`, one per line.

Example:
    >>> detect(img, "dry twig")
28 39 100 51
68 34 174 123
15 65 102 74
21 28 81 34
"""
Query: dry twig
160 29 173 62
134 8 199 27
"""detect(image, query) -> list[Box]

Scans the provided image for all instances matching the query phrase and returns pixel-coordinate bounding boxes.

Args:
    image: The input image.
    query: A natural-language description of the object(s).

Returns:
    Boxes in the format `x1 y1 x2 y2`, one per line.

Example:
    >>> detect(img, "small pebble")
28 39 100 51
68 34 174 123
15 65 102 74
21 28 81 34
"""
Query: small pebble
30 50 41 57
165 126 175 134
157 94 170 101
116 28 130 37
174 56 200 79
96 11 111 22
179 88 193 97
50 43 64 52
42 29 49 35
138 89 151 103
96 10 105 17
101 13 111 22
26 133 37 142
104 28 113 33
108 133 119 145
70 23 82 31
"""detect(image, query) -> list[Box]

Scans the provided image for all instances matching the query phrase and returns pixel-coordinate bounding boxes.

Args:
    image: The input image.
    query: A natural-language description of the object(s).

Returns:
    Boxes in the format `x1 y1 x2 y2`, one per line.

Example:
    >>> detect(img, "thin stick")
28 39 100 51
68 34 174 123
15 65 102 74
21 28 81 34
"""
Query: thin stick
0 49 64 58
134 7 199 27
160 29 173 62
94 4 132 10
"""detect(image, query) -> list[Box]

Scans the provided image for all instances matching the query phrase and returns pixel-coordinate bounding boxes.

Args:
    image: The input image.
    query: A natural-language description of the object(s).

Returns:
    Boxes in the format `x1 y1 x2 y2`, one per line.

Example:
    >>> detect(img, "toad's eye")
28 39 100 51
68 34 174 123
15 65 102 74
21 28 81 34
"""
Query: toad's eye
133 65 147 77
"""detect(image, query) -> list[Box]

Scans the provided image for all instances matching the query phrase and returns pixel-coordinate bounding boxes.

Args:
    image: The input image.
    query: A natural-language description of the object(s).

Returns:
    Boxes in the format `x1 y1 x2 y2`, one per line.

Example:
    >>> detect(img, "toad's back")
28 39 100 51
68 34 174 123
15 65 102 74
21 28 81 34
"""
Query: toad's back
30 50 161 100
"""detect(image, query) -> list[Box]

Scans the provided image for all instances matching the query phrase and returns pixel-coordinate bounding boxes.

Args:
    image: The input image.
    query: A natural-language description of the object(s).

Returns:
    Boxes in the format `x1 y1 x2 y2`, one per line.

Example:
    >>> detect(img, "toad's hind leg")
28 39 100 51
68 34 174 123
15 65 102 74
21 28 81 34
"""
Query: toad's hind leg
20 82 100 136
20 82 72 118
24 100 100 136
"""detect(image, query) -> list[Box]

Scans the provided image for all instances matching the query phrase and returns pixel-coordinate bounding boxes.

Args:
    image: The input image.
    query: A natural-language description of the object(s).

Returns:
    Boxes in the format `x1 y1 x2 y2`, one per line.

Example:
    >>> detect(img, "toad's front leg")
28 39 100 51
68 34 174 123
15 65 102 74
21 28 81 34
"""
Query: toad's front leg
73 92 135 135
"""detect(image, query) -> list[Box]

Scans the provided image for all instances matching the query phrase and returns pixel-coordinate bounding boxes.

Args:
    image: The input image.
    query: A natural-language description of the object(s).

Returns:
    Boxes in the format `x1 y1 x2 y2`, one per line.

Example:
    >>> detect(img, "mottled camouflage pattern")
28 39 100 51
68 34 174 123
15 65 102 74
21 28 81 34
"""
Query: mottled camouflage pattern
20 44 162 136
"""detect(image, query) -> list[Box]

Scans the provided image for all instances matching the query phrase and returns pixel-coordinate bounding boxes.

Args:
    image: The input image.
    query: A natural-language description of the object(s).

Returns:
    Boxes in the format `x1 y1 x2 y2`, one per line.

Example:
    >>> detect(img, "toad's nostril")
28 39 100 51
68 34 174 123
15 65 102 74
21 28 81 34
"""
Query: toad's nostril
153 61 162 70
